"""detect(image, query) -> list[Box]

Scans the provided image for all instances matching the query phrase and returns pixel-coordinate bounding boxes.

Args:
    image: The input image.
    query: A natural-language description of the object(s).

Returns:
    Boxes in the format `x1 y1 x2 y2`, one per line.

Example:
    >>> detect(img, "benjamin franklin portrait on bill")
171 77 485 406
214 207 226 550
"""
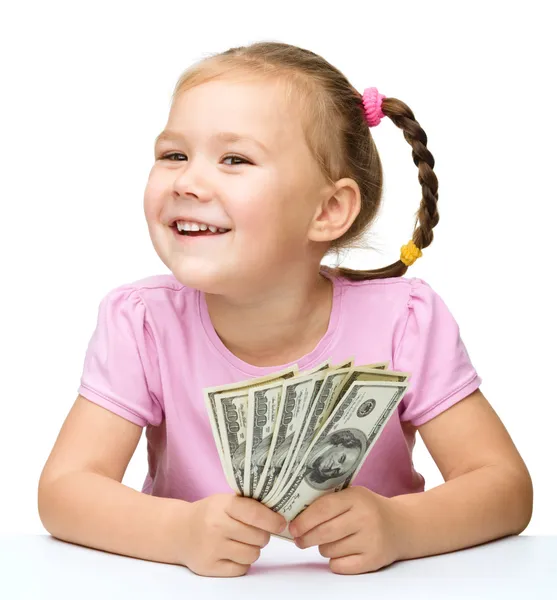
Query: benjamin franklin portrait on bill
302 428 367 490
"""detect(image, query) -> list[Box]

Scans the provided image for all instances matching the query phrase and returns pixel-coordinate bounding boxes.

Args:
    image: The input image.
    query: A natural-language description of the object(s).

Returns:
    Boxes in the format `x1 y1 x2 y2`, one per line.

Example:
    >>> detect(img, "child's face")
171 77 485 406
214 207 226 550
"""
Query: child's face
144 77 332 296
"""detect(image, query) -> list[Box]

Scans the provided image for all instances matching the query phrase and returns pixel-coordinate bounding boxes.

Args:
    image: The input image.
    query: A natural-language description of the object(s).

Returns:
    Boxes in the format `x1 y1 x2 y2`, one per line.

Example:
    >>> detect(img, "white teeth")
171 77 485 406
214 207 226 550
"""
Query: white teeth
175 220 230 233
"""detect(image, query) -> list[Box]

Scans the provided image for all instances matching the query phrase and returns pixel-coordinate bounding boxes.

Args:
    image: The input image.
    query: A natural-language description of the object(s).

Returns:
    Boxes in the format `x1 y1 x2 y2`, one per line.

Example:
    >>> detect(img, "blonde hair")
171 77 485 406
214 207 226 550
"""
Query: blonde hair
170 41 439 281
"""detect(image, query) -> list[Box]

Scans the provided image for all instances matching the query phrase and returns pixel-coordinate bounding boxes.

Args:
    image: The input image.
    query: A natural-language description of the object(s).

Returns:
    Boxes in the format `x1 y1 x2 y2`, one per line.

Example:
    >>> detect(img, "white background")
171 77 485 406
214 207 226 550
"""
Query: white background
1 0 555 536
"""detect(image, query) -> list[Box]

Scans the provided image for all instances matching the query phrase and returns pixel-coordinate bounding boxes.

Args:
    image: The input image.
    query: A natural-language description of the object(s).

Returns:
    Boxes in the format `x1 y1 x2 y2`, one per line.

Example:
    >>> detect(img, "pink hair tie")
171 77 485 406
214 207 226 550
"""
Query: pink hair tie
362 87 386 127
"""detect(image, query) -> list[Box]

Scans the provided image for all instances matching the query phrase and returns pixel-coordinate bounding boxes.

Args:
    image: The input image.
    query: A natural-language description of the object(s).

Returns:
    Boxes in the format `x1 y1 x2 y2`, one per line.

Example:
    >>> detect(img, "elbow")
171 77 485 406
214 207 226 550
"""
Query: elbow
37 471 64 535
507 466 534 535
37 475 55 534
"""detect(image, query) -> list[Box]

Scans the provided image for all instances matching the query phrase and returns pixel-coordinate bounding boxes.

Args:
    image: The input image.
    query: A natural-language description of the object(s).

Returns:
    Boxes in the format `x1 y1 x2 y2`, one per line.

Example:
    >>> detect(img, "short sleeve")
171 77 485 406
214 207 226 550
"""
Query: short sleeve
394 278 482 427
77 286 164 427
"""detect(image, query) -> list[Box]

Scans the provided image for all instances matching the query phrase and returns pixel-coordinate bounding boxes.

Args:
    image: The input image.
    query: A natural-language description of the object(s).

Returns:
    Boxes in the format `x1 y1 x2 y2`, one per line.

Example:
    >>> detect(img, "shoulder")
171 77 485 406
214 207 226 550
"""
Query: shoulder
335 271 423 293
99 272 193 308
335 273 438 313
107 272 188 296
334 273 454 346
392 275 472 371
93 273 197 336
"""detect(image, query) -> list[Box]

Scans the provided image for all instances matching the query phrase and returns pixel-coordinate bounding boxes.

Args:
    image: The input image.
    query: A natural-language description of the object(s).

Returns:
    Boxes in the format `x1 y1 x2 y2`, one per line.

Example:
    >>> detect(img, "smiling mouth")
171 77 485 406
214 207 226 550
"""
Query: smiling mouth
171 223 231 237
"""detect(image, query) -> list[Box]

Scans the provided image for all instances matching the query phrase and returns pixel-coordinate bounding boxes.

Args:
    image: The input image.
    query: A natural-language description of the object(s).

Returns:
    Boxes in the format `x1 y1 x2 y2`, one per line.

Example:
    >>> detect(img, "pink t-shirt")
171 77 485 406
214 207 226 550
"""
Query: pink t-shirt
77 266 482 501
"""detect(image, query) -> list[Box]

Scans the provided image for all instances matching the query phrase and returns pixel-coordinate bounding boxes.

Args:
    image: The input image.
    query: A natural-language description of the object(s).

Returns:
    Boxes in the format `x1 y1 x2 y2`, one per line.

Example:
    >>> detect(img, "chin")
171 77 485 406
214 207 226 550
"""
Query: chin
168 262 232 294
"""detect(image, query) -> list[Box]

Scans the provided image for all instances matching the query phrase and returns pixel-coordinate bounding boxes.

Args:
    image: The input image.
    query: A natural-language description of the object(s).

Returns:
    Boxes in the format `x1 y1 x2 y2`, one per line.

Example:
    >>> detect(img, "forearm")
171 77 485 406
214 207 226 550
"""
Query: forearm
387 465 533 561
38 470 189 565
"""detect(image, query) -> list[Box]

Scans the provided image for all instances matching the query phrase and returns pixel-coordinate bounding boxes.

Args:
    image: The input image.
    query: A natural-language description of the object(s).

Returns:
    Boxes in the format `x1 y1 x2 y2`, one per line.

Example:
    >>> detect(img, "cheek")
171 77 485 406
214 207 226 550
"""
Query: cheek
349 450 360 465
230 192 279 242
235 185 307 240
143 175 166 220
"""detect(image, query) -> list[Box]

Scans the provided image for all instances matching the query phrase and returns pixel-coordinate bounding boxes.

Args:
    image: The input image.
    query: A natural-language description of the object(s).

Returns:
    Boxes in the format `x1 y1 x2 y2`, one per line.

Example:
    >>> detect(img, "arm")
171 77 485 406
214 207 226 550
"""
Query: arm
38 395 188 565
388 388 533 560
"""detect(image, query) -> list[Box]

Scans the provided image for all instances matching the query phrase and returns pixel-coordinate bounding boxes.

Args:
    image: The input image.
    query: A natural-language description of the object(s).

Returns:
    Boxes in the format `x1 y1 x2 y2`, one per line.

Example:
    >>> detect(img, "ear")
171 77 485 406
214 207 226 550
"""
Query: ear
308 178 361 243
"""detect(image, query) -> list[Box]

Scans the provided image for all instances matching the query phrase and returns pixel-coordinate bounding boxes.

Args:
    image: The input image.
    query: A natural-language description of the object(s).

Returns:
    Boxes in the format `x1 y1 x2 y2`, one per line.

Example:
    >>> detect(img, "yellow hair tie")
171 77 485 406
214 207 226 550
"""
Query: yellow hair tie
400 240 422 266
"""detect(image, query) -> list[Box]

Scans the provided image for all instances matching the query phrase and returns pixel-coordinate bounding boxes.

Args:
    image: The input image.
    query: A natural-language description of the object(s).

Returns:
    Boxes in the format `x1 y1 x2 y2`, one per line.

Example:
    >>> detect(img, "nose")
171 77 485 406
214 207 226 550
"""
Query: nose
330 455 341 468
172 157 213 202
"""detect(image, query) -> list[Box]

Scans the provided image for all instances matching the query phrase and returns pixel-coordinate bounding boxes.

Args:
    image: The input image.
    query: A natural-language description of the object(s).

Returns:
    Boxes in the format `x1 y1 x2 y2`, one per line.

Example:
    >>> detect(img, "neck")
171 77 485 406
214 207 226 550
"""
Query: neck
204 267 334 368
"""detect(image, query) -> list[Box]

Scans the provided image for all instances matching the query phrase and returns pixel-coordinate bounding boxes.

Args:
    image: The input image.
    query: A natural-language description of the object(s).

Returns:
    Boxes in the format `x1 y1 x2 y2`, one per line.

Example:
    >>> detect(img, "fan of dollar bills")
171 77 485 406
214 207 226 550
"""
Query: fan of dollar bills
204 357 410 538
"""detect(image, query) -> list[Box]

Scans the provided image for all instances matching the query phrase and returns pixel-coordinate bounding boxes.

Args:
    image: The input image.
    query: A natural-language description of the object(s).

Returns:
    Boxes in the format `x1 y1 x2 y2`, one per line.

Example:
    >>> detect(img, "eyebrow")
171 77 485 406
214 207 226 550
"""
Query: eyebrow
154 130 269 153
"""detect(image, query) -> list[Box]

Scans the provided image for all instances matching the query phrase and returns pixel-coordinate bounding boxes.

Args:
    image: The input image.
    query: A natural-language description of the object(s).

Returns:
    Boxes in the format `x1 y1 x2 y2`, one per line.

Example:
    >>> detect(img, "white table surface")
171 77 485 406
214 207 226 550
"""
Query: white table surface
2 534 556 599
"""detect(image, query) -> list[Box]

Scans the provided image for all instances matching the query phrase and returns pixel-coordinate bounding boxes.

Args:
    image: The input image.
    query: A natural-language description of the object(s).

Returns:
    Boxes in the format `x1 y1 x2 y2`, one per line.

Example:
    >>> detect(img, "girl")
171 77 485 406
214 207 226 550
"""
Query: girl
38 41 533 578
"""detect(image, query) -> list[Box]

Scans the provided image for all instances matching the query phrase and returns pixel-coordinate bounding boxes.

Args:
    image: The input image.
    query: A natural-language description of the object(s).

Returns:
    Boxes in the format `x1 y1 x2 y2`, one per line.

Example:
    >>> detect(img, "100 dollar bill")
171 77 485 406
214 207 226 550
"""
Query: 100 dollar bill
263 363 402 506
266 380 409 530
264 358 358 501
253 361 332 502
243 380 285 497
203 365 299 492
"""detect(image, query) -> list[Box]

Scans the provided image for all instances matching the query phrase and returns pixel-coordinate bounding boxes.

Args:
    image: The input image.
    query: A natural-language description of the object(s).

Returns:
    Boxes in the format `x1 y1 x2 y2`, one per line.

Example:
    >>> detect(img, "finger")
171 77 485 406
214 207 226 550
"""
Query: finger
329 554 367 575
222 539 262 566
295 510 356 548
214 559 250 578
226 498 286 534
290 493 350 538
319 532 360 558
225 517 271 547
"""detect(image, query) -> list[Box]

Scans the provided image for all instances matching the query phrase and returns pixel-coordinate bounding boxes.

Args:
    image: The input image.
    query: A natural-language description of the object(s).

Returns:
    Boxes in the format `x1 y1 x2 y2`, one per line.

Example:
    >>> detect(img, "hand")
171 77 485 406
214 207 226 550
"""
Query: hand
178 493 287 577
288 486 401 574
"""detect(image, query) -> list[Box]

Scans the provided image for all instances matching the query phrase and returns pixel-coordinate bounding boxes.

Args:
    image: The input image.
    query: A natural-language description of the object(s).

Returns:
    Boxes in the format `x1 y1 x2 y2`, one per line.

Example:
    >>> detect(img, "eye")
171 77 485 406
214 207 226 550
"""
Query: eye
159 153 250 166
223 155 250 166
160 152 186 161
